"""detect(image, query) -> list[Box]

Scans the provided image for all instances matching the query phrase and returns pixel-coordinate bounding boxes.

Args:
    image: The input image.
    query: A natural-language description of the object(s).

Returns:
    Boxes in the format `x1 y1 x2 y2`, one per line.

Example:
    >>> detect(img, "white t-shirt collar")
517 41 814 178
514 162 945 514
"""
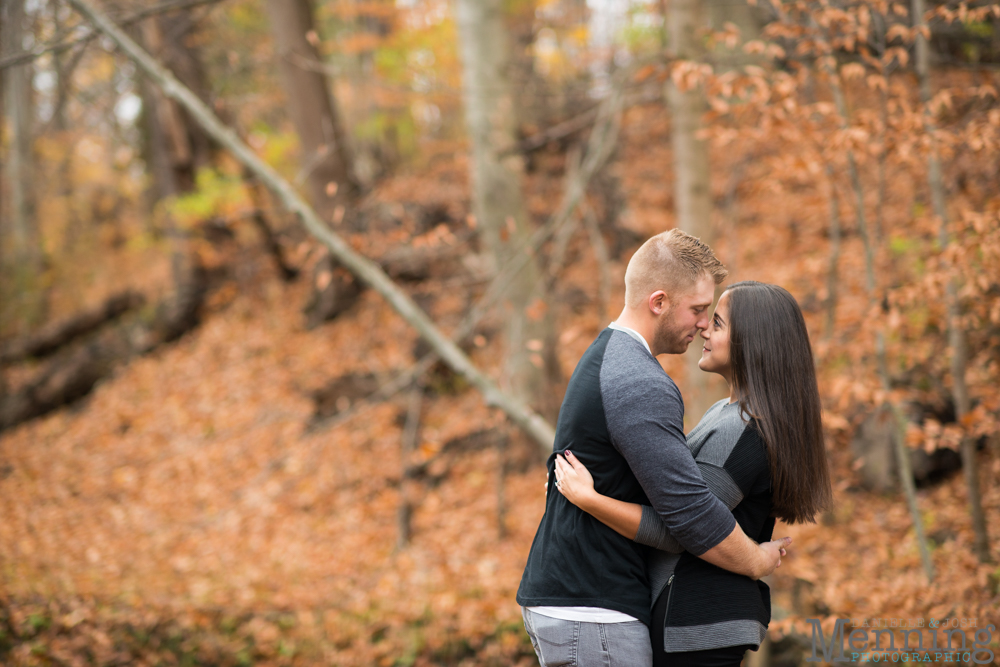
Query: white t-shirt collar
608 321 652 356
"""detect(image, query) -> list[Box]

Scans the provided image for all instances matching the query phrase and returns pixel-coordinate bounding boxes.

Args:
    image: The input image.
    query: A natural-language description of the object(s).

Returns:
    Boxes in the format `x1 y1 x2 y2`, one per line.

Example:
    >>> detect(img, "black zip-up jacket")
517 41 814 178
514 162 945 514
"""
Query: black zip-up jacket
637 399 774 651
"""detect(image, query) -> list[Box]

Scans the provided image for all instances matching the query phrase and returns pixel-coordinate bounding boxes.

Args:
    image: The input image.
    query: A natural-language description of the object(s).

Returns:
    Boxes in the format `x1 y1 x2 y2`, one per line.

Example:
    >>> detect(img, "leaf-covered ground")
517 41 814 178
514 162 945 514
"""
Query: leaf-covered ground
2 98 999 666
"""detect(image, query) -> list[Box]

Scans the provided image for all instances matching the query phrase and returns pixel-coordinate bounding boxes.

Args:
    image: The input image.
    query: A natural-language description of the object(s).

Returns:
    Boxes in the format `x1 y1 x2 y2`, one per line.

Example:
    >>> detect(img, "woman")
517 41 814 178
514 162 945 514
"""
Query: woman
553 281 832 667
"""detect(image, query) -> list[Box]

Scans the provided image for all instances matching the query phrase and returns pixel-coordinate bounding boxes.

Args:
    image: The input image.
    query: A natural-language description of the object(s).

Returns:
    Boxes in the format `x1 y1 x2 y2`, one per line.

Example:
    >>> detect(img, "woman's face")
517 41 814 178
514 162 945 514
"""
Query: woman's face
699 291 732 382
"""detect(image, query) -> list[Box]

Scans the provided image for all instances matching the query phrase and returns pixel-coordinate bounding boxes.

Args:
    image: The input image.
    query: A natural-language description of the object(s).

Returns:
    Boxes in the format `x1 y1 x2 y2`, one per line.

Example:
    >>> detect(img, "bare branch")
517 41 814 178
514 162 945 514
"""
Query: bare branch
66 0 557 451
0 0 227 71
305 74 628 439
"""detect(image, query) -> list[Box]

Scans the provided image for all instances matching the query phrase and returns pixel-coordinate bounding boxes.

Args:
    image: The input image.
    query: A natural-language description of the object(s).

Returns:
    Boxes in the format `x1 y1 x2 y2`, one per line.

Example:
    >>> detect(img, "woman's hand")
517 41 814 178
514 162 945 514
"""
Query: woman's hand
554 451 599 512
554 451 644 540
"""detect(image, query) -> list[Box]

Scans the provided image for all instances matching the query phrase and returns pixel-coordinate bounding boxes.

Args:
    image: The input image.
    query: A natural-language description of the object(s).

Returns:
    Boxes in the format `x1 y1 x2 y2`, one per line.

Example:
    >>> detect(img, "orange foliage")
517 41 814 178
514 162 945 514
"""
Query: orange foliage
2 1 1000 665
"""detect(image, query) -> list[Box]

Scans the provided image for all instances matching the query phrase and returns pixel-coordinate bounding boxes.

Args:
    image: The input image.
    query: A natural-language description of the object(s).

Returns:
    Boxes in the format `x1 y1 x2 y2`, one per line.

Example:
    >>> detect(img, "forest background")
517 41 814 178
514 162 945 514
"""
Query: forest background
0 0 998 665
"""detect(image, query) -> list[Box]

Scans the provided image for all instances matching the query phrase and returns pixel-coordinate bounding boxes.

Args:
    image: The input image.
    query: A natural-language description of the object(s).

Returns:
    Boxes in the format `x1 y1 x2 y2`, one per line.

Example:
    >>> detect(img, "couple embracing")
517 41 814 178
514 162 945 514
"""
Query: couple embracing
516 229 833 667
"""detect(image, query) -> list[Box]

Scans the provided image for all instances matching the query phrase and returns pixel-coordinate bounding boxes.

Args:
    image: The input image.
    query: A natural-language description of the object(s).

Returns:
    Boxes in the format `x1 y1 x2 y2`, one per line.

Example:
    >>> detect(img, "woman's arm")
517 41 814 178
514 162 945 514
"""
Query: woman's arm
555 452 682 552
556 445 789 578
554 452 643 540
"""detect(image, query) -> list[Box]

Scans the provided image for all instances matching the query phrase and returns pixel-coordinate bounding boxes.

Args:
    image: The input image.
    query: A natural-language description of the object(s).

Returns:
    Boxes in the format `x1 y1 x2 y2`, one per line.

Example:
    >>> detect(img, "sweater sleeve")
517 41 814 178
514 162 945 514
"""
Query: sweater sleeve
633 461 746 552
600 335 736 556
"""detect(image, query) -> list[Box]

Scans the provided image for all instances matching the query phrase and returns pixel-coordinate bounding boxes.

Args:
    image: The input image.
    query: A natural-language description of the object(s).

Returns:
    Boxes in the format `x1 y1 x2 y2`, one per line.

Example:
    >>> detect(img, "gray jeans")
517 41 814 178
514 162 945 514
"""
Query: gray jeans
522 607 653 667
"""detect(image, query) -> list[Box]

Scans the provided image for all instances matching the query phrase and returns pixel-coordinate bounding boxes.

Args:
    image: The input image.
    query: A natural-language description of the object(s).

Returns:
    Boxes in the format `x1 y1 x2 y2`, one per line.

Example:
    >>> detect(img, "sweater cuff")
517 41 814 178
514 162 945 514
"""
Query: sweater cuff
635 505 684 553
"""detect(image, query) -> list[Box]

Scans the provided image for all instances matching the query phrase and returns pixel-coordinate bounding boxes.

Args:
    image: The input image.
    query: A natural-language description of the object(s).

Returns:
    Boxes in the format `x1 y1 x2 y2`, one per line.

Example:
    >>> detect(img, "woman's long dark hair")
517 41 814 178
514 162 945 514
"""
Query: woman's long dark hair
726 281 832 524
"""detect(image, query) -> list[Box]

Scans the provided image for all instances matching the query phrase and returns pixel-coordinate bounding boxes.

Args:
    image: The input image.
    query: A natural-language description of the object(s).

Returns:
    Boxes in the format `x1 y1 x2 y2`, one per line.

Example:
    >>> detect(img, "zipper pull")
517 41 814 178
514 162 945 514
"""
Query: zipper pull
667 575 674 586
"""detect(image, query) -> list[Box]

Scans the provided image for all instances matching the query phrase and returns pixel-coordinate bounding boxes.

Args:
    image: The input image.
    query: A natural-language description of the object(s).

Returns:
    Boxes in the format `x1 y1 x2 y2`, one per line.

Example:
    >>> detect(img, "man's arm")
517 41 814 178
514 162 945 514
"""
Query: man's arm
601 345 781 574
700 525 790 579
602 369 733 550
557 478 788 579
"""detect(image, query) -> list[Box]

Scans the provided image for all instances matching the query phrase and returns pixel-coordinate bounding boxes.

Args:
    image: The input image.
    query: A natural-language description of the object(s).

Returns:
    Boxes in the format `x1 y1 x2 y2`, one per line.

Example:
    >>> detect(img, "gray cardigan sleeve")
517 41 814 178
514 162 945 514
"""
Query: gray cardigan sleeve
633 461 746 552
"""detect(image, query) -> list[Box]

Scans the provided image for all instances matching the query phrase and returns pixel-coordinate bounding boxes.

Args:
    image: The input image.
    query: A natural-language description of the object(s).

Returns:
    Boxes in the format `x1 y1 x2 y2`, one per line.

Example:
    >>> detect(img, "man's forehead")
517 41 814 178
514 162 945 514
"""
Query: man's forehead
678 277 716 307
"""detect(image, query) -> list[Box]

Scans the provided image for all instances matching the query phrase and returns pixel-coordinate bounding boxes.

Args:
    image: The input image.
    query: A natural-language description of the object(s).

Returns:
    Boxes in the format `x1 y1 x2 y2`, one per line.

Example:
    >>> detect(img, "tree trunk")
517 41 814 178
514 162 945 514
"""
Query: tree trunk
131 14 209 366
581 201 611 326
263 0 357 223
137 12 214 200
346 0 390 187
244 175 300 282
49 0 86 253
1 0 36 260
505 0 541 130
397 383 424 549
824 169 842 340
912 0 991 563
456 0 557 418
264 0 364 328
822 53 936 580
496 429 509 539
1 0 44 329
666 0 721 422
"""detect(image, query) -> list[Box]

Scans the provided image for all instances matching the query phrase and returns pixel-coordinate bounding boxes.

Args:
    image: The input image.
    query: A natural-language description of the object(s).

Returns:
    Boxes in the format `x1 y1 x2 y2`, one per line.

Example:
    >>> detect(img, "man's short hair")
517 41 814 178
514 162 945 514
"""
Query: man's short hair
624 229 728 308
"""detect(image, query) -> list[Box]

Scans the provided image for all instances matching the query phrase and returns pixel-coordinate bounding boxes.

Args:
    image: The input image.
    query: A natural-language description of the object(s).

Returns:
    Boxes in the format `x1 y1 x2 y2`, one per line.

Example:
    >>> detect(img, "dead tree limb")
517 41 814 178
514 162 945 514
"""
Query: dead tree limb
67 0 557 451
0 256 205 432
0 0 228 71
305 77 626 440
506 108 599 156
500 84 660 156
0 291 145 365
0 343 113 430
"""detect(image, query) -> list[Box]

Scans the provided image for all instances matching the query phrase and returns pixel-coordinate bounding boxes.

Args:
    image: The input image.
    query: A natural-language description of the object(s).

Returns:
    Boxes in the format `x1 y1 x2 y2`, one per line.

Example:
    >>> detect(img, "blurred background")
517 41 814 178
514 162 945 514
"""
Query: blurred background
0 0 998 664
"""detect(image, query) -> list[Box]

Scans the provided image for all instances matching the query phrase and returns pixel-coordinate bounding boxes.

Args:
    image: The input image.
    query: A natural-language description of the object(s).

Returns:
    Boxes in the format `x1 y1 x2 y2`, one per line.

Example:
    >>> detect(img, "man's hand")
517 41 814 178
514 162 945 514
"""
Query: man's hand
699 526 792 580
754 537 791 579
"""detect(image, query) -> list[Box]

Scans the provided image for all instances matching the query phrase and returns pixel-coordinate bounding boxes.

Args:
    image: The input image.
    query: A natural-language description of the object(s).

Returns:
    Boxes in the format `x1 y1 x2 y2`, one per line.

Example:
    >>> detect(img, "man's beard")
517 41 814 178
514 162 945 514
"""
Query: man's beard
653 304 693 355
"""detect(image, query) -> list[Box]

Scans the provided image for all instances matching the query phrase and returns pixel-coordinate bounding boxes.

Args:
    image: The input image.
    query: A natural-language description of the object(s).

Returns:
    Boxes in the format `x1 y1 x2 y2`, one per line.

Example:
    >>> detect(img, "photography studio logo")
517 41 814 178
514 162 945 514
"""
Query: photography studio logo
806 617 996 664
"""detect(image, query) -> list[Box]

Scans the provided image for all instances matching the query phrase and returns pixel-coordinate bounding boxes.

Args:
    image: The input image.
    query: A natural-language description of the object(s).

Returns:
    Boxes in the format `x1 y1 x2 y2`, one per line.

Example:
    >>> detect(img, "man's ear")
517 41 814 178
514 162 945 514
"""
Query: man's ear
648 290 669 315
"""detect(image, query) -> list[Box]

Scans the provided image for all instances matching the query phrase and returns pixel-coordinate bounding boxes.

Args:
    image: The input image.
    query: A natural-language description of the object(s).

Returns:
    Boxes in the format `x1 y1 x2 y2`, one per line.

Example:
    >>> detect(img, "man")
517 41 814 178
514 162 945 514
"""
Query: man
516 229 790 666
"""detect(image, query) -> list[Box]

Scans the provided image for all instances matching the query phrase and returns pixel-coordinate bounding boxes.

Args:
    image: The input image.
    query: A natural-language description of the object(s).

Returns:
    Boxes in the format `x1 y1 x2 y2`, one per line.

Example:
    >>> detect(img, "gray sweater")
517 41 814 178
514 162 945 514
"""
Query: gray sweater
635 398 752 602
635 398 774 652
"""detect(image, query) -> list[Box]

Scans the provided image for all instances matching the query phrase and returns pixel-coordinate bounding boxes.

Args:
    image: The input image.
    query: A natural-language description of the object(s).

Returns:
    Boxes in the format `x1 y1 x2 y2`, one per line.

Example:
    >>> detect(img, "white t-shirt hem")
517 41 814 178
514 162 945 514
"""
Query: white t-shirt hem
526 605 640 623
